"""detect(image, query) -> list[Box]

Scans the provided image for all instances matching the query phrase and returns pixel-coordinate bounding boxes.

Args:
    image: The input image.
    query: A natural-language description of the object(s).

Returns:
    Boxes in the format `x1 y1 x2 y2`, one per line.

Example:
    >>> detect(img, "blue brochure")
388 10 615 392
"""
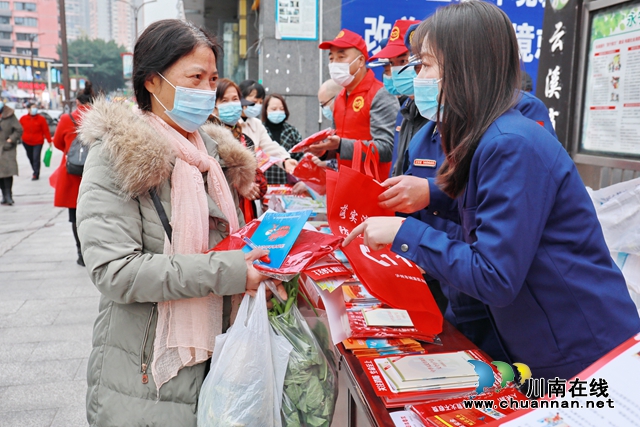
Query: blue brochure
243 210 313 269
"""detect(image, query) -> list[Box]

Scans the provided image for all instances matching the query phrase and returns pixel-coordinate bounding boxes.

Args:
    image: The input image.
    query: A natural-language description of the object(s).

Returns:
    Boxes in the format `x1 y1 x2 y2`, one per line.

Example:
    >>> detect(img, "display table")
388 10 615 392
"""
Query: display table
332 321 488 427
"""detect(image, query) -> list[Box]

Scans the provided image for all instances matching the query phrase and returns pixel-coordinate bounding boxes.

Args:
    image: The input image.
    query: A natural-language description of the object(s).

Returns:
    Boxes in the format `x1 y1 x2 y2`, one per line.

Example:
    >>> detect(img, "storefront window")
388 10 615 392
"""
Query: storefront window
222 21 246 82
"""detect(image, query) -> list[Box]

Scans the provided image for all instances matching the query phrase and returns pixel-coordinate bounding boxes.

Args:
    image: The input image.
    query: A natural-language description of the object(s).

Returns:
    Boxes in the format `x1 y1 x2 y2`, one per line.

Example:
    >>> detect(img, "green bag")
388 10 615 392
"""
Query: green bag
43 144 52 167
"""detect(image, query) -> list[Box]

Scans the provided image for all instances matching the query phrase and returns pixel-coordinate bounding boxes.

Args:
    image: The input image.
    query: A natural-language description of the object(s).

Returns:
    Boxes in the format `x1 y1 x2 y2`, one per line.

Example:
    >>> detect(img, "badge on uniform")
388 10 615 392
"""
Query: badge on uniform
414 159 437 168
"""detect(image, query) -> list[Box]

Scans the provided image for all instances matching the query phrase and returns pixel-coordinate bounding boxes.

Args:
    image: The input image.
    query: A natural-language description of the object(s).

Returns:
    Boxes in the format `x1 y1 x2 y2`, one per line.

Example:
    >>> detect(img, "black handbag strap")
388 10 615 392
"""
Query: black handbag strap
149 188 172 243
69 113 78 127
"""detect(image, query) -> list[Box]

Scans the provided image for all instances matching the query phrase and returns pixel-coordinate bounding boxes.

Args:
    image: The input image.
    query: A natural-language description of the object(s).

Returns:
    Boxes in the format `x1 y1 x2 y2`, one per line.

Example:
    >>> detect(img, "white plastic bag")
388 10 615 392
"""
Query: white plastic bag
197 284 292 427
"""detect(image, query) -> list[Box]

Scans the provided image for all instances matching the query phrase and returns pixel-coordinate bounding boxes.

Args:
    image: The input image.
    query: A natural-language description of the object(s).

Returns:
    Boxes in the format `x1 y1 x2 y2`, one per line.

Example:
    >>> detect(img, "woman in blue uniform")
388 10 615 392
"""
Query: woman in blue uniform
344 1 640 380
388 90 556 364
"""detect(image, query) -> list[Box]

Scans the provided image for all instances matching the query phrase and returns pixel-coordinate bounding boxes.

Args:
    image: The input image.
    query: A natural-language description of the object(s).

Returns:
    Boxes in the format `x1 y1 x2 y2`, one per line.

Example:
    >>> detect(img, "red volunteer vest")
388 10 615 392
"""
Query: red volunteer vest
334 69 391 178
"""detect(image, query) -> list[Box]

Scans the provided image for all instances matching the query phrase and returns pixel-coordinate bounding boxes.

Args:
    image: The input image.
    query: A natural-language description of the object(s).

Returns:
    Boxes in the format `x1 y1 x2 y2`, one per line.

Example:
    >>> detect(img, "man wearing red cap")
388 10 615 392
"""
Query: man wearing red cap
369 20 431 178
312 29 398 176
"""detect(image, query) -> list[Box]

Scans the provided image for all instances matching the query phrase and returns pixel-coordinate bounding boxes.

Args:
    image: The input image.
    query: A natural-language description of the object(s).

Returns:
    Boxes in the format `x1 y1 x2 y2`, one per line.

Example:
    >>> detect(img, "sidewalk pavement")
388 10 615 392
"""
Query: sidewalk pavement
0 144 98 427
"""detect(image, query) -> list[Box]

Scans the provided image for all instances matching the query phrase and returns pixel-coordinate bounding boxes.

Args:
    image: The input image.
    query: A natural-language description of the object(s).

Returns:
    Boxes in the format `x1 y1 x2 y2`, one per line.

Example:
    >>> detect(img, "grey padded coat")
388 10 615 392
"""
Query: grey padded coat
76 99 258 427
0 105 23 178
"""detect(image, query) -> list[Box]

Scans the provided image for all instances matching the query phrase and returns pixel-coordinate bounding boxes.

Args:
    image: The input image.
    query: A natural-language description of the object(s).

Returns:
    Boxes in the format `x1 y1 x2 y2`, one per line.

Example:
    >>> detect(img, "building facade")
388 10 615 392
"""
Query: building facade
0 0 59 58
89 0 134 51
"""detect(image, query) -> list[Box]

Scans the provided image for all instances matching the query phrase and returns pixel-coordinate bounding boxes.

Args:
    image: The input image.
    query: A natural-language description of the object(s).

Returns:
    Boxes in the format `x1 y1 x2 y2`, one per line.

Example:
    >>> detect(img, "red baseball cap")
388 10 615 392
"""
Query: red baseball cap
369 19 421 61
319 29 369 61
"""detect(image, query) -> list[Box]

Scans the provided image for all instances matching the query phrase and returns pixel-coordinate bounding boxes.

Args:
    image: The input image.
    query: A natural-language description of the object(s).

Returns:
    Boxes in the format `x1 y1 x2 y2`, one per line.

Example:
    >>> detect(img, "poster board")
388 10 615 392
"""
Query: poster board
579 0 640 159
275 0 318 40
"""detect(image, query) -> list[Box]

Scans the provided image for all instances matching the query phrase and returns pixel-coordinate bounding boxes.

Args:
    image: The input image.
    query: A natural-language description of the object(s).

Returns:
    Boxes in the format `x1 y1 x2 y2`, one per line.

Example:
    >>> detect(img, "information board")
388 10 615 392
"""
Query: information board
276 0 318 40
580 1 640 158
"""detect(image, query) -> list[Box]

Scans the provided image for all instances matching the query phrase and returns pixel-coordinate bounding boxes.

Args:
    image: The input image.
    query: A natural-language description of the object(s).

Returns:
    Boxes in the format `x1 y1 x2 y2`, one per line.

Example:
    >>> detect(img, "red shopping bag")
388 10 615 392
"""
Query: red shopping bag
292 153 327 195
337 139 392 179
328 142 443 335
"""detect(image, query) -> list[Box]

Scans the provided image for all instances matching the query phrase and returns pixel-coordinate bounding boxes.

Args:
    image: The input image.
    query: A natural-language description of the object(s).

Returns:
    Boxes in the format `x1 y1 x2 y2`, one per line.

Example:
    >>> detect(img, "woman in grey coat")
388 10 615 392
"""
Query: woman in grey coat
76 20 286 426
0 102 24 205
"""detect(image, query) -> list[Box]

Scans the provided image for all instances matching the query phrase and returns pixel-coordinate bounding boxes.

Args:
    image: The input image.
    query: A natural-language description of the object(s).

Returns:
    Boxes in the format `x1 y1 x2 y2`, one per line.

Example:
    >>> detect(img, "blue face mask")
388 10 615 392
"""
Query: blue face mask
30 107 38 115
413 77 442 121
392 66 417 96
322 106 333 122
268 111 286 124
154 73 217 133
383 74 400 96
217 101 243 126
0 101 4 110
244 103 262 118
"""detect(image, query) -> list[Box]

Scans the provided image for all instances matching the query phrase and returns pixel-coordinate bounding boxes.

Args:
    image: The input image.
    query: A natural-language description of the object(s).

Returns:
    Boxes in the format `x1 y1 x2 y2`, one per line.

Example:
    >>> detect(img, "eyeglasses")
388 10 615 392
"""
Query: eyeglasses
319 96 335 109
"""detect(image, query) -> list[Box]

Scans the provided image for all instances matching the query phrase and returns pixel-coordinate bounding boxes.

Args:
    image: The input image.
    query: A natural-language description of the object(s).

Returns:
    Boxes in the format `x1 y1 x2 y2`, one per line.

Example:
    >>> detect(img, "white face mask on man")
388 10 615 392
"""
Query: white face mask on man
329 55 362 87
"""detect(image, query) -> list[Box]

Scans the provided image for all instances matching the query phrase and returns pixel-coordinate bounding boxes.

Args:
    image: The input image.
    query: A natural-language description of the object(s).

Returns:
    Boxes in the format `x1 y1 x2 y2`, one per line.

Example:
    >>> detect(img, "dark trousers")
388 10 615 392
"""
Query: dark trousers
23 144 43 178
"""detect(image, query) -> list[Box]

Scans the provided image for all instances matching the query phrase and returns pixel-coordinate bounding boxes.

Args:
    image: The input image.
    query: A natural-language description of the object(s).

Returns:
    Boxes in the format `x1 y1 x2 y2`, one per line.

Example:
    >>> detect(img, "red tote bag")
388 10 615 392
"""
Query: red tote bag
328 141 443 335
292 153 327 195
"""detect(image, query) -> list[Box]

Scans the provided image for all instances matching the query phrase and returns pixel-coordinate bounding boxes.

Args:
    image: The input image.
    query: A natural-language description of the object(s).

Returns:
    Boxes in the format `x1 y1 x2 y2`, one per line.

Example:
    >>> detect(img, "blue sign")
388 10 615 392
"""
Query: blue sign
340 0 546 92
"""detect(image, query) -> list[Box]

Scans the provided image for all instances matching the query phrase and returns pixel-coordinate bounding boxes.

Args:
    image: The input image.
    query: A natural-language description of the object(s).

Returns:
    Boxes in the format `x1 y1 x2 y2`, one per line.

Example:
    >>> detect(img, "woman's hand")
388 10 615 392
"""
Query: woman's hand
292 181 310 196
245 249 273 294
243 182 261 201
343 217 405 251
283 158 298 174
310 155 328 169
244 249 288 300
379 175 431 213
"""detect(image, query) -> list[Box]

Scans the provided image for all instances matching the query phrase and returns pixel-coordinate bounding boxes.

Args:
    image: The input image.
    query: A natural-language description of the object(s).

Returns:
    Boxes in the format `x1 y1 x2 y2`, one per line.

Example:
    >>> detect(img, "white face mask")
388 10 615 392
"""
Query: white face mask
329 55 363 87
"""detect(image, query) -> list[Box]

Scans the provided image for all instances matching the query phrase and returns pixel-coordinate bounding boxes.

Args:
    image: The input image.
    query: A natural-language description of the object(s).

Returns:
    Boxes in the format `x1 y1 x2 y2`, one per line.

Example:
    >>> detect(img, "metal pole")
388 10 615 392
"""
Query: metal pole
29 36 35 100
46 61 52 107
134 6 138 43
58 0 71 112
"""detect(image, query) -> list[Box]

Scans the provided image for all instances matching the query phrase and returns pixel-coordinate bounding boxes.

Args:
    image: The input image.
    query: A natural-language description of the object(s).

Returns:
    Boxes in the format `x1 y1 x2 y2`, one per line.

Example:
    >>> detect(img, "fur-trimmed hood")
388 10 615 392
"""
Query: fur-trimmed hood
78 98 256 198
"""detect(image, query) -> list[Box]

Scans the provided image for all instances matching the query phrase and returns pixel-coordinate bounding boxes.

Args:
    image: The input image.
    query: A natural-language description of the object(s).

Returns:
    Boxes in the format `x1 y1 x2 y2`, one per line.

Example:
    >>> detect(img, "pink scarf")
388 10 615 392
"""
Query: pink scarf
143 112 240 392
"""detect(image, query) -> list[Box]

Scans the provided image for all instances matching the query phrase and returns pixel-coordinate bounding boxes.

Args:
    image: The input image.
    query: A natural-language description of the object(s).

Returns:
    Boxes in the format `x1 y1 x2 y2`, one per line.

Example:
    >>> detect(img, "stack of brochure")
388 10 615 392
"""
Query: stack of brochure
342 337 425 358
361 351 480 407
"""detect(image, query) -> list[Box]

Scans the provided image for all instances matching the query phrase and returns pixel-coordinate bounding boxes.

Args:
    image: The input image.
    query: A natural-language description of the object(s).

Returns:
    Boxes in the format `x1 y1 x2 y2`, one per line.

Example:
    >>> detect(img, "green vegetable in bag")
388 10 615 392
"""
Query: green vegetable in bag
269 276 338 427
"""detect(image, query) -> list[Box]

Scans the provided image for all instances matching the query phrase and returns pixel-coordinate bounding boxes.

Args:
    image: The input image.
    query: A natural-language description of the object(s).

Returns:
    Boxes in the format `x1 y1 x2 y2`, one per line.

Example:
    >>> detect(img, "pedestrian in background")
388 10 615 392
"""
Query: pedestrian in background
211 78 269 221
317 78 342 124
239 79 265 120
51 82 95 266
19 102 52 181
262 94 303 184
0 100 23 206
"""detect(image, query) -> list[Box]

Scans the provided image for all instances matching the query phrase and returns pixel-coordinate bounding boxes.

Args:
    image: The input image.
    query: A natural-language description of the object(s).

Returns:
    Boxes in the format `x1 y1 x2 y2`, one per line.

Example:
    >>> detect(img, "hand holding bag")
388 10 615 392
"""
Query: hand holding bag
197 284 292 427
327 141 443 335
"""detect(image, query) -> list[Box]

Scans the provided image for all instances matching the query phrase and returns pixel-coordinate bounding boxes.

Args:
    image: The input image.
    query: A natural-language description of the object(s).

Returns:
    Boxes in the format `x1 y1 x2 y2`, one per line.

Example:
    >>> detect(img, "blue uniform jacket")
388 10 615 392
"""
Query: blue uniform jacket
390 98 410 176
393 108 640 379
403 91 557 331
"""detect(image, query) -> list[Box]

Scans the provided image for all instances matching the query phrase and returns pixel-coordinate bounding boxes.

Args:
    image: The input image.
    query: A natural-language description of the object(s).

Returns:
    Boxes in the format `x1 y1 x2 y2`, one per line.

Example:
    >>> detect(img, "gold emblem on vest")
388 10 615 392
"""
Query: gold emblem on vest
353 96 365 112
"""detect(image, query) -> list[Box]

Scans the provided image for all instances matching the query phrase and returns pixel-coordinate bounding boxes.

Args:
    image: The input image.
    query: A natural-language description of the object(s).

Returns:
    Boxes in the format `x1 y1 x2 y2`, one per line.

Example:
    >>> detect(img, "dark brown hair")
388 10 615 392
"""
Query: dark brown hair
133 19 221 111
261 94 290 123
77 80 95 105
215 78 241 105
239 79 266 100
412 1 521 198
